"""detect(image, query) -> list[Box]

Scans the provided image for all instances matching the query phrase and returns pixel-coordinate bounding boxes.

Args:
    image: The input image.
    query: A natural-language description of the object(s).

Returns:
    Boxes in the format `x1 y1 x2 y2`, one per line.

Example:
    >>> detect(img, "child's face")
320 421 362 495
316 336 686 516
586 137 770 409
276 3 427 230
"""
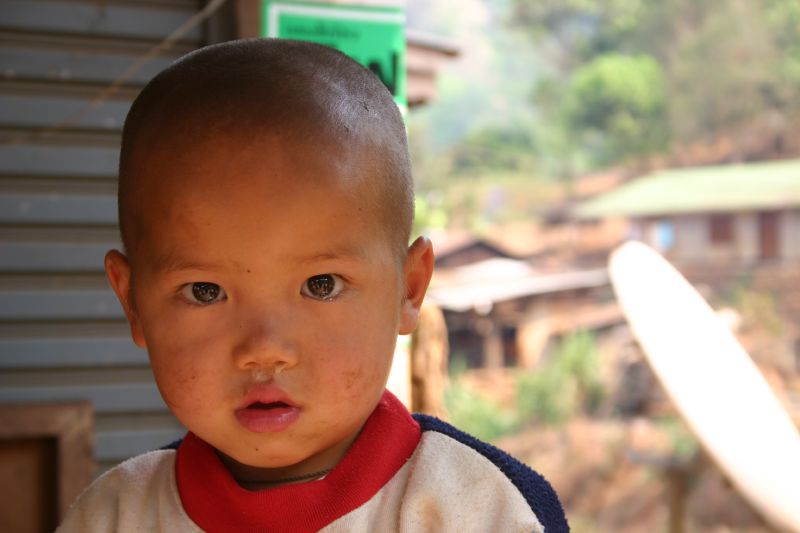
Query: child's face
107 134 431 478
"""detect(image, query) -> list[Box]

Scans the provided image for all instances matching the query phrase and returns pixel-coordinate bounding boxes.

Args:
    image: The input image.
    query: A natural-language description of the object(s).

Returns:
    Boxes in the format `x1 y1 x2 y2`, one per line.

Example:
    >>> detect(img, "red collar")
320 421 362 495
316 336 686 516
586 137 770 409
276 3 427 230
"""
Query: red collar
175 390 421 532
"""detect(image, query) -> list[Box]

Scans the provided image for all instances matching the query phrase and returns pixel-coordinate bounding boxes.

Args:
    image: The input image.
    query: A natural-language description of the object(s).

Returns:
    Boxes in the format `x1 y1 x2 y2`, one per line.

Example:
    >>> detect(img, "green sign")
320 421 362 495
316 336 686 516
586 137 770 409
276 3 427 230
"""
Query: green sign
261 1 406 111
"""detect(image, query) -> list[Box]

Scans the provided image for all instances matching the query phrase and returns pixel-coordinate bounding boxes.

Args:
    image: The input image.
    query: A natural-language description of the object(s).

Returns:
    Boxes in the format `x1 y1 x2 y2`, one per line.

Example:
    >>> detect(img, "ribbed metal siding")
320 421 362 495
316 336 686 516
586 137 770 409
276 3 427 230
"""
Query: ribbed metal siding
0 0 204 474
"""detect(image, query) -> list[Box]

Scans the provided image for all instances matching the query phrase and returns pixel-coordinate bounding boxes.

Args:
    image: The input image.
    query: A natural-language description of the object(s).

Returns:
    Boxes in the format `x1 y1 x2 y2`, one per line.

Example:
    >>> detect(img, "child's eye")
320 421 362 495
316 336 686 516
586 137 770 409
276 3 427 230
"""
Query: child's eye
181 282 227 305
301 274 344 301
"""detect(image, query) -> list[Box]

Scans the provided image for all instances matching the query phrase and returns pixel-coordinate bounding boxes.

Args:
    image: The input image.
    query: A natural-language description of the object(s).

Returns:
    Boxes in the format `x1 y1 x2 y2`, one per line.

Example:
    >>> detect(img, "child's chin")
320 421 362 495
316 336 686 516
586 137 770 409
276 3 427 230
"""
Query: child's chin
234 403 301 433
220 447 311 471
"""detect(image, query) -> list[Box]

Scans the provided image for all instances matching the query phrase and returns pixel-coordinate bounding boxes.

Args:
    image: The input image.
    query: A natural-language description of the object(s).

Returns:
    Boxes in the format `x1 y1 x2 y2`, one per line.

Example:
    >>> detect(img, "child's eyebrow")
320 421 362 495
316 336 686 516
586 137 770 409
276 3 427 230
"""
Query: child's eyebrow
293 246 367 265
149 245 367 274
150 251 225 274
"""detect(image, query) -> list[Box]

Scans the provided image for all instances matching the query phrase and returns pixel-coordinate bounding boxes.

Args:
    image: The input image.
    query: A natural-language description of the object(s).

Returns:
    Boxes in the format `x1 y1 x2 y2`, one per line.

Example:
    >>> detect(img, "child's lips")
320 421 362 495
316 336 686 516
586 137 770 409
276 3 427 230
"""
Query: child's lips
235 385 301 433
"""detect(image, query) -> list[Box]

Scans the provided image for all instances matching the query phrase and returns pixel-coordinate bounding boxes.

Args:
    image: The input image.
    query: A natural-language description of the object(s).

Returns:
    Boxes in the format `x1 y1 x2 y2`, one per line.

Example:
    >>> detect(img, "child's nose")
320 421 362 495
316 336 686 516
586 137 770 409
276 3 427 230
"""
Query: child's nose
232 319 299 372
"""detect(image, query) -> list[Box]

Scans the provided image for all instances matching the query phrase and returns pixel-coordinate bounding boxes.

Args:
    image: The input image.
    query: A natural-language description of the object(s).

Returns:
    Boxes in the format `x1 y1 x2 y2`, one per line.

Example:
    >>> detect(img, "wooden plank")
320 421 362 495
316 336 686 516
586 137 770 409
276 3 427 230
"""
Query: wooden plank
0 145 118 177
0 0 203 42
0 44 174 86
0 193 117 224
0 242 113 272
0 289 123 320
0 438 59 532
0 402 94 519
0 383 167 414
0 337 146 369
95 427 185 462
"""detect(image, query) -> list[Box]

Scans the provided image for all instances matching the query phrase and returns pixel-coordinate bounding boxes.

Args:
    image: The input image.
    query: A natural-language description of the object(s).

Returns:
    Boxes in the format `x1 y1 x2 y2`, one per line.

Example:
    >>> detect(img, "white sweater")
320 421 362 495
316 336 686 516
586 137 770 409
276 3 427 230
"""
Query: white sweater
58 392 568 532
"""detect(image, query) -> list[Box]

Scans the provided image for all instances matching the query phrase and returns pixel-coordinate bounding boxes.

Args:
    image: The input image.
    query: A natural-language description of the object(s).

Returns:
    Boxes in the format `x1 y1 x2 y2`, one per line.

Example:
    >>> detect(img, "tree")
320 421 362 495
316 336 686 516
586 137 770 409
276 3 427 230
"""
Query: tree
563 53 667 163
510 0 800 166
451 126 537 175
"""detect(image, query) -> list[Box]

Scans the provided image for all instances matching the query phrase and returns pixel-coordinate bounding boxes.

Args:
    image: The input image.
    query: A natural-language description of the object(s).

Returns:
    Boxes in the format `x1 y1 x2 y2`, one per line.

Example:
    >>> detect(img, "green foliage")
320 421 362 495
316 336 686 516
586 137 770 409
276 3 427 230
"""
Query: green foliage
408 0 800 226
654 416 698 460
443 379 518 442
763 0 800 88
516 367 575 425
413 194 448 235
563 54 667 162
451 126 538 175
516 330 605 426
511 0 649 54
415 172 564 233
443 331 606 441
731 288 785 336
509 0 800 168
666 2 788 141
558 330 606 412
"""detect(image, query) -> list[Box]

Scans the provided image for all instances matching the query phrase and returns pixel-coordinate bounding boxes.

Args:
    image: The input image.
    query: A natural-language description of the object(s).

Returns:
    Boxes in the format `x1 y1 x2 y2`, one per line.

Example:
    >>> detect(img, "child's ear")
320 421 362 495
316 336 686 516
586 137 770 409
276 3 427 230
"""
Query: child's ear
105 250 146 348
399 236 435 335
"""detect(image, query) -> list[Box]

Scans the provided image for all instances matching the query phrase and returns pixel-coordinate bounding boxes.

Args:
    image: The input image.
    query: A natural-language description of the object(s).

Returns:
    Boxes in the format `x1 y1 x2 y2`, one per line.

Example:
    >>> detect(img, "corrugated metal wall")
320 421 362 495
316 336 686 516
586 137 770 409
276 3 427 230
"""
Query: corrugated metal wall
0 0 209 474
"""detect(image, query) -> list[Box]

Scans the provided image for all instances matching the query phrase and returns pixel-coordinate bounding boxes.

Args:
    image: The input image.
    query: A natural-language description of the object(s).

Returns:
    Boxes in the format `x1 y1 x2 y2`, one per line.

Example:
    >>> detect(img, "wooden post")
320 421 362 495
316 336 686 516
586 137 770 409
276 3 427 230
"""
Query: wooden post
666 463 689 533
516 299 550 369
475 316 504 369
410 303 449 418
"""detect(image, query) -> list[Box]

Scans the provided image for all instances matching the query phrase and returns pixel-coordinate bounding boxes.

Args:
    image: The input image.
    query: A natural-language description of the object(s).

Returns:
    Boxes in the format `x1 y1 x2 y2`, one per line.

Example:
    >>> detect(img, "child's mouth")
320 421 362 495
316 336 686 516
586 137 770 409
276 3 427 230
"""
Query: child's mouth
249 401 289 410
236 401 300 433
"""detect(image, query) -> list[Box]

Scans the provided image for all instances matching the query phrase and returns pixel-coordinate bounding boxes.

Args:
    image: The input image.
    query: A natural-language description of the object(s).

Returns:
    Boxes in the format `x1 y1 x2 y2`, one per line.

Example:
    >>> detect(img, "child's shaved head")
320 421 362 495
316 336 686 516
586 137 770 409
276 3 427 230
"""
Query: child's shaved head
118 38 413 258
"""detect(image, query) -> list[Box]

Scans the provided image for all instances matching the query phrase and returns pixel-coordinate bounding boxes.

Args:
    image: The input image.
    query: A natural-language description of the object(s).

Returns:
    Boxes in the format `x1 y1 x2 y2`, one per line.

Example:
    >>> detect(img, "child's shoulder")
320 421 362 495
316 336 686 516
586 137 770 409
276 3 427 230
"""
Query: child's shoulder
408 414 569 533
57 449 198 532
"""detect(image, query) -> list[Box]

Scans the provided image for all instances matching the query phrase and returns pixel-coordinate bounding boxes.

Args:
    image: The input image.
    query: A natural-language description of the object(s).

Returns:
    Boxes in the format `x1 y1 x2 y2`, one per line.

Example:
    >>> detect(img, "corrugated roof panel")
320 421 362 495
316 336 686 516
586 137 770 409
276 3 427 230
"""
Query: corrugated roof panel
0 94 130 130
0 337 146 368
1 0 203 42
0 145 119 177
0 242 113 272
0 44 175 86
0 383 166 412
0 289 123 320
578 159 800 218
0 0 202 480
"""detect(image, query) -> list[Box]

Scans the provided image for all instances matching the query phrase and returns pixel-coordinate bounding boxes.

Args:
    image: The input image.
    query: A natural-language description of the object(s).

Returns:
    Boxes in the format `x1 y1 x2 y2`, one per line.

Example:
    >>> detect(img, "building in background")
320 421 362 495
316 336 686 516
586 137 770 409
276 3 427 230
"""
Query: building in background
578 159 800 373
578 160 800 268
427 235 621 370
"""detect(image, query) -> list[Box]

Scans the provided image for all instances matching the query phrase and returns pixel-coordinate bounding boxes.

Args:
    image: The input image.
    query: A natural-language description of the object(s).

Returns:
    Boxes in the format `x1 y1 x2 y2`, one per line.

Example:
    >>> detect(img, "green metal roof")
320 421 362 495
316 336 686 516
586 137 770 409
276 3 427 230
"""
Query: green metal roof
577 159 800 219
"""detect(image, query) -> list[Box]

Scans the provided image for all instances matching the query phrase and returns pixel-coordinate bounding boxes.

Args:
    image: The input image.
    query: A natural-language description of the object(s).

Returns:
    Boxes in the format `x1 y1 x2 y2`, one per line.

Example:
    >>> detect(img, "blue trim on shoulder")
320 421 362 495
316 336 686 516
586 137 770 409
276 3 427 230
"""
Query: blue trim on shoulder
160 438 183 451
413 414 569 533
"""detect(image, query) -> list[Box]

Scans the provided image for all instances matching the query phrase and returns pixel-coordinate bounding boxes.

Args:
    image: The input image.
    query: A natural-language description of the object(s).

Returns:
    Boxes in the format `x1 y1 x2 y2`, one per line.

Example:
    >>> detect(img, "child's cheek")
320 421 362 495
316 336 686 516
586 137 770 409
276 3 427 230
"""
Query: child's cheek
341 365 365 392
315 326 393 401
146 322 222 413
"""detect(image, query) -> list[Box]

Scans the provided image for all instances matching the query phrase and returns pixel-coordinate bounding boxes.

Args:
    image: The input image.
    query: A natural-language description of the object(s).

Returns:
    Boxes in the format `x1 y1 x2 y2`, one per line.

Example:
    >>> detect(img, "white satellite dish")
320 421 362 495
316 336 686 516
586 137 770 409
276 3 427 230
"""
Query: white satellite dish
609 241 800 533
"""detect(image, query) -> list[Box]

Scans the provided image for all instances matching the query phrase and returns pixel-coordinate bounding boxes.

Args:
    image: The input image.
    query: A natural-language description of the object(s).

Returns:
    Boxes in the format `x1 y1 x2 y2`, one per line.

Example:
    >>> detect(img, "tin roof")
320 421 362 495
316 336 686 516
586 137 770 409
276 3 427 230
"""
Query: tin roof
428 258 609 312
577 159 800 219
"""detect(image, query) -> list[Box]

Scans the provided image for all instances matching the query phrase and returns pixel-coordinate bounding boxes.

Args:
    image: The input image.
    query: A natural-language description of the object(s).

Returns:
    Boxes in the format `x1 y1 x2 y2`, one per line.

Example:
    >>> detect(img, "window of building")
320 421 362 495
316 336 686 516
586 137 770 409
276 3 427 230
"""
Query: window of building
654 219 675 251
709 214 734 244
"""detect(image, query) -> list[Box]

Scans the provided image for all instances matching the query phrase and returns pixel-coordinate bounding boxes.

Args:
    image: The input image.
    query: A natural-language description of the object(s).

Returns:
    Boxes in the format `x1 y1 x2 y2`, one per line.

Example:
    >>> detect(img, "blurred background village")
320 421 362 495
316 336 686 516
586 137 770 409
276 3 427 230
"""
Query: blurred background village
407 1 800 532
1 0 800 532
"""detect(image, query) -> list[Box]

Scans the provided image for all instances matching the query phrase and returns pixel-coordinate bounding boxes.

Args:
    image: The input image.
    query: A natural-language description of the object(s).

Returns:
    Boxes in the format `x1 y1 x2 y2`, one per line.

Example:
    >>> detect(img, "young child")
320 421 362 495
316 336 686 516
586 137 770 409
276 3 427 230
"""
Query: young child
58 38 568 532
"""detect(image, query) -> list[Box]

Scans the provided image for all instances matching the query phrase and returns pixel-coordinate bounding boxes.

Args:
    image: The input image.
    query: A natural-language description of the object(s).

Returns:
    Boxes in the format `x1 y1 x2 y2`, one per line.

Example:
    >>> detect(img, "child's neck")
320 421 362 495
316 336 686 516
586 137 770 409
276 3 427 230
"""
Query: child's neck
215 452 332 490
215 430 360 491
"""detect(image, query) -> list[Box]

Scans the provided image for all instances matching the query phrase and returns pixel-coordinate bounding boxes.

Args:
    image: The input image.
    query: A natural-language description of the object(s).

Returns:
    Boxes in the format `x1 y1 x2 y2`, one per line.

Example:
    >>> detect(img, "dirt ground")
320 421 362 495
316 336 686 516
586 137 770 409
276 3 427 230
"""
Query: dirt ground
495 417 779 533
450 315 800 532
